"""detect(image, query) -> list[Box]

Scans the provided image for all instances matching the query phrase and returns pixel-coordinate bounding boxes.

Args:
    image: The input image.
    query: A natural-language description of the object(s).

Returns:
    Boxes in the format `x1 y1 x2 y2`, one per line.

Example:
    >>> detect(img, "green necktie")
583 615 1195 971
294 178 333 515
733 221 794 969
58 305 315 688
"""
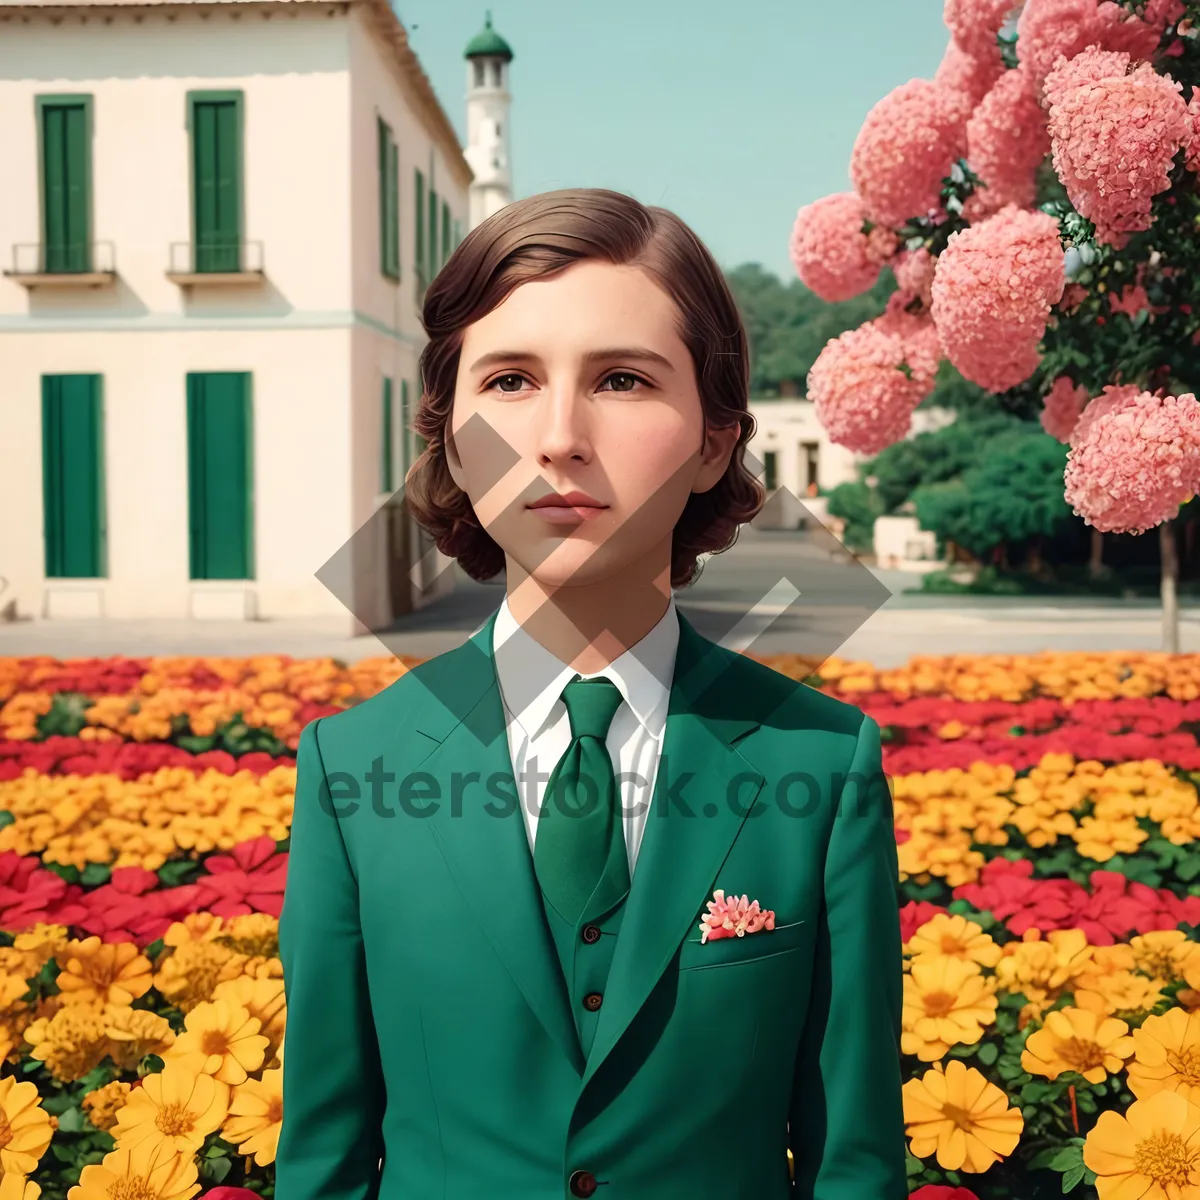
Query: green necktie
534 674 630 926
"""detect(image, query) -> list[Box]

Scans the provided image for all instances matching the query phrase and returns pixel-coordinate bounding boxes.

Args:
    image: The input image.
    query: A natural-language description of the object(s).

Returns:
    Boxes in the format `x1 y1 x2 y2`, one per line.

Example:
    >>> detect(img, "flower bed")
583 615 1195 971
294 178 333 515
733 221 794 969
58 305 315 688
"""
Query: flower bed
0 652 1197 1199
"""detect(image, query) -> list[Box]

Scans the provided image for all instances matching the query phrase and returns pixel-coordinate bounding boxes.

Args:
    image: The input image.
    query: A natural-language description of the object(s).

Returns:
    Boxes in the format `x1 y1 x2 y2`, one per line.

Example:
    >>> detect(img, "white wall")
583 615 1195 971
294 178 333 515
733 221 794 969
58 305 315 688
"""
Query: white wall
0 3 467 623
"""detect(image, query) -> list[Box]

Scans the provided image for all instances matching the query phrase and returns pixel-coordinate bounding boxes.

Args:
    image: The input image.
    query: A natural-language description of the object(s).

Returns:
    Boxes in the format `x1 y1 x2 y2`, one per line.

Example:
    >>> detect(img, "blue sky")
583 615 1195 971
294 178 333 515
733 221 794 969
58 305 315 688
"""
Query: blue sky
398 0 953 282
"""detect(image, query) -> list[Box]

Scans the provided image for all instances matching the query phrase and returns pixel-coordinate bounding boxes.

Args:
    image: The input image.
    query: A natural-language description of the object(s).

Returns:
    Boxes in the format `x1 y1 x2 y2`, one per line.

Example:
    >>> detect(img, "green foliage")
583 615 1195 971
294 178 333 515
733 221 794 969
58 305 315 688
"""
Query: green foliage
911 426 1072 558
824 480 884 551
724 262 895 395
868 407 1027 513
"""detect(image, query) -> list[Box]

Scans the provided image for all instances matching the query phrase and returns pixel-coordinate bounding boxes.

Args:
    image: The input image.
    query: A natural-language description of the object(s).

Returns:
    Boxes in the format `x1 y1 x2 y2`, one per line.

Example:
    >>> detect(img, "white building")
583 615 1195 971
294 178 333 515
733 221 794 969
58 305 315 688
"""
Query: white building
462 11 514 229
747 397 956 528
0 0 473 630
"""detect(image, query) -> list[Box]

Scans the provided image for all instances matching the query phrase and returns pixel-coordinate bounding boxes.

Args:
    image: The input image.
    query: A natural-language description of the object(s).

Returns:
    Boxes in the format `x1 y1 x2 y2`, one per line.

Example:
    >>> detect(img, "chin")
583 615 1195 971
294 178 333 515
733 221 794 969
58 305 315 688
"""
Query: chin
508 539 630 590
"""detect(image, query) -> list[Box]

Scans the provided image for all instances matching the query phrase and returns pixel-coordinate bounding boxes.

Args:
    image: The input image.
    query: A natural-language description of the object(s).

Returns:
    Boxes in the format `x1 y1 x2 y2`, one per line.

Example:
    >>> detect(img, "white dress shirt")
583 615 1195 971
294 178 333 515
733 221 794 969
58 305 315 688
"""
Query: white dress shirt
490 595 679 876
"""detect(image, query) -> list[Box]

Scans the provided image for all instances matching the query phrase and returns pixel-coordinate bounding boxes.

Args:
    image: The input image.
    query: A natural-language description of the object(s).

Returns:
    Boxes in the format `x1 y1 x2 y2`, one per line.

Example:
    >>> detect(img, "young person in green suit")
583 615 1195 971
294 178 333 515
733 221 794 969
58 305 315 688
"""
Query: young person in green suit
277 188 907 1199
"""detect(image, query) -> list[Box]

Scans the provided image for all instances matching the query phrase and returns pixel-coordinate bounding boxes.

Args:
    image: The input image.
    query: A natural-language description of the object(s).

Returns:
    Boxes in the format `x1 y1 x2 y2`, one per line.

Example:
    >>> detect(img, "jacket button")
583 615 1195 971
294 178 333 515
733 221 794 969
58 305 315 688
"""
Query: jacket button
581 924 601 944
569 1170 597 1197
583 992 603 1011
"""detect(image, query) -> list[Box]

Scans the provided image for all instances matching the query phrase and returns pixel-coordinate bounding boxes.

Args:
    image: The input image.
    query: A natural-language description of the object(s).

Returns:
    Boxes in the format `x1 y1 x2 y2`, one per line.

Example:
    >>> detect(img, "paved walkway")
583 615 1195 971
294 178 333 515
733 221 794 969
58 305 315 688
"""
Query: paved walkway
2 528 1194 665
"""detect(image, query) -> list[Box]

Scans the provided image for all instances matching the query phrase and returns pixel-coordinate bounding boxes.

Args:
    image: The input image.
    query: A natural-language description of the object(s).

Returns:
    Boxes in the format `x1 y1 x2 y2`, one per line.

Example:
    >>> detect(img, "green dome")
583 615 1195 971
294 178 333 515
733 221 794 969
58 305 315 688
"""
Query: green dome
465 11 513 61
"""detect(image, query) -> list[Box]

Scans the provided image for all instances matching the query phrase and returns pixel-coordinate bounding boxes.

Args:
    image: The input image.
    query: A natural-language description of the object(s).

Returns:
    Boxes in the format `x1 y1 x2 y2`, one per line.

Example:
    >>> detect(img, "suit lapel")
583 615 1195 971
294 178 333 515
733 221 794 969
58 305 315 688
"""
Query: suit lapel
580 611 764 1093
407 610 586 1077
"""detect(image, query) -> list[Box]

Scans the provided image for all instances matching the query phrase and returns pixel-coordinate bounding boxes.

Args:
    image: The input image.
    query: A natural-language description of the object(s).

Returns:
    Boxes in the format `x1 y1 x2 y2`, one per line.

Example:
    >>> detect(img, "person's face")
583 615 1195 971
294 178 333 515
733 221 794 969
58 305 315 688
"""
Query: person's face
446 259 740 590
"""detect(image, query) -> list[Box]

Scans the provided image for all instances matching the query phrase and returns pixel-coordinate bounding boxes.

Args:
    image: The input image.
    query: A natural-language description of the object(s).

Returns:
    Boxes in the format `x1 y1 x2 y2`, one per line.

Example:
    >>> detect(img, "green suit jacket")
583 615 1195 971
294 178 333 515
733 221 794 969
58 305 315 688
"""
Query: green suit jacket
277 607 907 1199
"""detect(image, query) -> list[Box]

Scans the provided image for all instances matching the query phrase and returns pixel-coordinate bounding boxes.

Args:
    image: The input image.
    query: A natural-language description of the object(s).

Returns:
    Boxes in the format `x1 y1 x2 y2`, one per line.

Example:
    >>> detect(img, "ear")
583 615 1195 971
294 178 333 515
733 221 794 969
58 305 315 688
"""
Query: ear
691 422 742 495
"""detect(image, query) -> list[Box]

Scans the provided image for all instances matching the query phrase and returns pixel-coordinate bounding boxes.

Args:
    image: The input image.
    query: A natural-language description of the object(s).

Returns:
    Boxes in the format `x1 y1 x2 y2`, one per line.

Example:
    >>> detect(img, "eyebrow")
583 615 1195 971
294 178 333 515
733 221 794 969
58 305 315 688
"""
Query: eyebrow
468 347 675 373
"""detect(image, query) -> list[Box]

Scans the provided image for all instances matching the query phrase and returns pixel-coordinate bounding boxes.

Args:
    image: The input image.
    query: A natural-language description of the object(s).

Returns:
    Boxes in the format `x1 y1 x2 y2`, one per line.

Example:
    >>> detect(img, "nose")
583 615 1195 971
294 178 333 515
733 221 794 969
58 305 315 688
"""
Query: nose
534 381 594 469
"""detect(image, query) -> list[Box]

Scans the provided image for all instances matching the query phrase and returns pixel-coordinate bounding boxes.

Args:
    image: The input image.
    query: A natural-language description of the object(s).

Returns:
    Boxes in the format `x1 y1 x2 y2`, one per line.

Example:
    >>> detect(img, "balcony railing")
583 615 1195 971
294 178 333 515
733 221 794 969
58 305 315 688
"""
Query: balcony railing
167 239 265 284
4 241 116 287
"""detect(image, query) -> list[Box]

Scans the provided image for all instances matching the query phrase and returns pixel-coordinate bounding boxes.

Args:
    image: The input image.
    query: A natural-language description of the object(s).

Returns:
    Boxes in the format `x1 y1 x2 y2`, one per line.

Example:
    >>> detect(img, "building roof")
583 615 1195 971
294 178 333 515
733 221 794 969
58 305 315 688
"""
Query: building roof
0 0 473 189
464 10 512 61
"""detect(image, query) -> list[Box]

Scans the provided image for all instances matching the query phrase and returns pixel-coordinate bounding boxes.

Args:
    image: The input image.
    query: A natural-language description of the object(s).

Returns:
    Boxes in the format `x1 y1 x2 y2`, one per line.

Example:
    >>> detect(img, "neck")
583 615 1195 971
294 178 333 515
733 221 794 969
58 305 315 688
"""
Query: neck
504 538 674 673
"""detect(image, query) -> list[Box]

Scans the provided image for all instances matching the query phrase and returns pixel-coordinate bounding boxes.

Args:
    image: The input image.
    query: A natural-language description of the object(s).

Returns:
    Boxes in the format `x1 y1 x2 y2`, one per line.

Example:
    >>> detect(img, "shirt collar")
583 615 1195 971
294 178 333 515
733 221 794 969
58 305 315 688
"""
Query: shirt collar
492 594 679 741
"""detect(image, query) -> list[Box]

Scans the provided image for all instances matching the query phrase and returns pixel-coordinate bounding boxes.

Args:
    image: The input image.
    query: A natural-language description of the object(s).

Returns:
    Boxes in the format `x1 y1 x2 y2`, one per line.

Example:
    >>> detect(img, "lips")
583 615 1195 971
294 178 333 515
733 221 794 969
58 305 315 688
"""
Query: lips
527 490 607 509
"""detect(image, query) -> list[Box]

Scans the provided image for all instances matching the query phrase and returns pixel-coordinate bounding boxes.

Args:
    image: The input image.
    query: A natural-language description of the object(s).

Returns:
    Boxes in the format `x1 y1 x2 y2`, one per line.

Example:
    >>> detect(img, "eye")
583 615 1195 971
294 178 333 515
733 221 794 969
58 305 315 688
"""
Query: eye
600 371 648 393
487 373 528 394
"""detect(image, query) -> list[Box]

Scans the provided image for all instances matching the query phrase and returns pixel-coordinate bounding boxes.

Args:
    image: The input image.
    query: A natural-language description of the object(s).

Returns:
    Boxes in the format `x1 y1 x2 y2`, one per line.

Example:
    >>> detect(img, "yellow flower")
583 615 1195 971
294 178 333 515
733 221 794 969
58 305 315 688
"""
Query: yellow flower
0 1077 54 1176
103 1007 176 1072
55 938 153 1009
906 914 1002 969
901 957 998 1062
1083 1088 1200 1198
903 1058 1024 1172
67 1141 199 1200
153 941 241 1014
1129 931 1200 984
22 1008 110 1083
995 928 1094 1011
216 913 279 960
223 1066 282 1167
1074 972 1168 1019
163 999 269 1086
1127 1008 1200 1104
110 1063 229 1157
210 975 286 1062
0 1174 41 1200
81 1081 133 1133
1021 1007 1136 1083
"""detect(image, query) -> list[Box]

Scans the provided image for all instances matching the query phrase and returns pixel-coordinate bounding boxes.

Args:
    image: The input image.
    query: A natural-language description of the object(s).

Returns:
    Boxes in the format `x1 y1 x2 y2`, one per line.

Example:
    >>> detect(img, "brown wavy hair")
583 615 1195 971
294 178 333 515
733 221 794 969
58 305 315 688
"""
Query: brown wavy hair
404 187 763 588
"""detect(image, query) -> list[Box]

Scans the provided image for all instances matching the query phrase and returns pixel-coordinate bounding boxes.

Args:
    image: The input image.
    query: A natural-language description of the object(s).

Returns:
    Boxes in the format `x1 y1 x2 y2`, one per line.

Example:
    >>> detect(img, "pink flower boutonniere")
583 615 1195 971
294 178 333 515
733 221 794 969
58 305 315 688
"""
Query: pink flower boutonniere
699 888 776 943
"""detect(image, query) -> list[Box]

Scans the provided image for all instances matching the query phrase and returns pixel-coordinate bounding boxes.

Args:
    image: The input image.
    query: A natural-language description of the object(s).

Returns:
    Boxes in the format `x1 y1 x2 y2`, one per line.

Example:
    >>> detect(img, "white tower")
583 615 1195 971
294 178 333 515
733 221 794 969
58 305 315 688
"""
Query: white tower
464 11 514 229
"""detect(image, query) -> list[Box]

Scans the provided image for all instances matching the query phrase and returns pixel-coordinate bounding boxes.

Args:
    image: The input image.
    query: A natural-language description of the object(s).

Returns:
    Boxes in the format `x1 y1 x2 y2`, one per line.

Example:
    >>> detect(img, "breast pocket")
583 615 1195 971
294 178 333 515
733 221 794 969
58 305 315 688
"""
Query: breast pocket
676 919 808 972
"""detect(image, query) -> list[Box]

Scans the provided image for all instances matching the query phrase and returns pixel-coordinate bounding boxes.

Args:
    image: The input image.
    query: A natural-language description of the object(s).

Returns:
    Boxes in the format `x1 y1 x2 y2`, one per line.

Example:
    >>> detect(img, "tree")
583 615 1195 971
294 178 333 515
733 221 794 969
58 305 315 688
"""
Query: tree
911 425 1073 567
789 0 1200 650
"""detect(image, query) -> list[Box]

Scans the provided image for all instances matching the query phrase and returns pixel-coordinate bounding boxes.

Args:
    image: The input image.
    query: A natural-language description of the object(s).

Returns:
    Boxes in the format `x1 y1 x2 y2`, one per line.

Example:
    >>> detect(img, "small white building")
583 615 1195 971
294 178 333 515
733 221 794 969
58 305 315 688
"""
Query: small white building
747 397 957 530
0 0 476 630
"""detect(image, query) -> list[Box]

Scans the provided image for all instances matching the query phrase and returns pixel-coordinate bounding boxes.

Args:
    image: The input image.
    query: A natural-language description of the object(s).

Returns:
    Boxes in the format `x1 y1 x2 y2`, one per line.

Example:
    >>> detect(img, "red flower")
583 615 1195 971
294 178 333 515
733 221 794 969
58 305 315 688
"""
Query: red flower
192 837 288 918
201 1189 260 1200
909 1187 980 1200
0 851 88 931
900 900 949 943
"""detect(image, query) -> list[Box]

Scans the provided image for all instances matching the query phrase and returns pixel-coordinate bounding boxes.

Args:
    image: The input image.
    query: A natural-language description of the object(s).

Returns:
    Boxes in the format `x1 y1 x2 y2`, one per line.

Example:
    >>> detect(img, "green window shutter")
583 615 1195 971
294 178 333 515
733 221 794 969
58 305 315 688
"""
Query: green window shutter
441 200 450 266
400 378 411 475
378 119 399 279
381 376 394 492
415 168 426 293
38 97 91 273
187 372 254 579
190 93 243 273
428 186 438 275
42 374 105 577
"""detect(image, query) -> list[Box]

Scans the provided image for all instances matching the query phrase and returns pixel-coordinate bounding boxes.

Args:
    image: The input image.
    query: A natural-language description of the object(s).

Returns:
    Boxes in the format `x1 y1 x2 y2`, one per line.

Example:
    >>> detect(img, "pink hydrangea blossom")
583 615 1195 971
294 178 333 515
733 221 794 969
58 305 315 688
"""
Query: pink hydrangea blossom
1186 90 1200 174
788 192 896 303
876 292 944 391
893 246 938 310
850 79 969 227
1017 0 1172 90
808 320 935 455
1064 386 1200 532
1041 375 1090 442
944 0 1018 67
1044 48 1190 248
930 203 1065 391
965 66 1052 217
934 37 1004 124
699 889 776 943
